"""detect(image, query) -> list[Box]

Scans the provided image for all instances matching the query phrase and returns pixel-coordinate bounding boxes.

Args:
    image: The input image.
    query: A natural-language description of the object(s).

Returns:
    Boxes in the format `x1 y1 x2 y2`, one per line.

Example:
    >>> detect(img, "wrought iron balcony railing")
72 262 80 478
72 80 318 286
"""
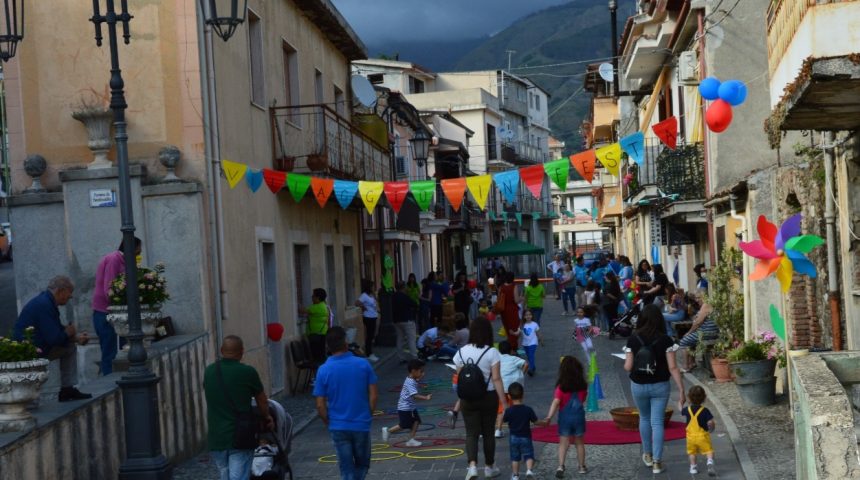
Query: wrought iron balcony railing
500 141 549 165
626 140 704 202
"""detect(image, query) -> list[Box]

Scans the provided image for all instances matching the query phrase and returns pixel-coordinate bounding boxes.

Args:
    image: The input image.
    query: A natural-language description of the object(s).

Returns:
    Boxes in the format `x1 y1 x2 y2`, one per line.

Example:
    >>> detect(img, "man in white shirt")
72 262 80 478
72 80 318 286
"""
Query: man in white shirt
546 255 564 300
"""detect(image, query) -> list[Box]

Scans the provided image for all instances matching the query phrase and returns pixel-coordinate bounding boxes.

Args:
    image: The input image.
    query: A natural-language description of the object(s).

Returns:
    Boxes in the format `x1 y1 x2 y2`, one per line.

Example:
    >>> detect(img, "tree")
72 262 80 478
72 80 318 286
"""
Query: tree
706 245 745 357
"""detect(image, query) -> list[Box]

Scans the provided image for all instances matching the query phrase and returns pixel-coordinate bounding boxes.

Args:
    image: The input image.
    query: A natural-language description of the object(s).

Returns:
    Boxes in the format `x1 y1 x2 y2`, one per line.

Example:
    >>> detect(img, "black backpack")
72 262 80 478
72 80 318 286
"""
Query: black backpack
457 347 490 400
633 335 660 375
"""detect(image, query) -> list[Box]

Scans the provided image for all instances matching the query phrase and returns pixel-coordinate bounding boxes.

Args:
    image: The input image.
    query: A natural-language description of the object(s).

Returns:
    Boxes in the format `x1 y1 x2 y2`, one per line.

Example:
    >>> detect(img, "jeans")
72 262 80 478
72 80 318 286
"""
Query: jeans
437 344 459 359
461 390 499 465
575 286 585 311
330 430 371 480
663 310 686 337
524 344 537 374
562 287 577 312
529 307 543 325
92 310 117 375
630 380 671 461
211 449 253 480
362 317 377 356
393 321 417 361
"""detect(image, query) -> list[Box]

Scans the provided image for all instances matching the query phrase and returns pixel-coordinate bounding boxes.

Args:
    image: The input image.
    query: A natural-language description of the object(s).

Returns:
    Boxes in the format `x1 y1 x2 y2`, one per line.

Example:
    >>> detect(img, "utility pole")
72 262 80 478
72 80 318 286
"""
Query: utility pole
506 50 516 71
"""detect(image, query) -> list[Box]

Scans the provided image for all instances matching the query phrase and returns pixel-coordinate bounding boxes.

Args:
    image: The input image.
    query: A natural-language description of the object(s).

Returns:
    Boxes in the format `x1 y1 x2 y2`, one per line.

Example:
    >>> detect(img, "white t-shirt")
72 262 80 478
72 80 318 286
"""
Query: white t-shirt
584 290 597 305
547 260 563 274
521 321 540 347
358 292 378 318
499 353 526 391
454 345 501 392
417 327 438 348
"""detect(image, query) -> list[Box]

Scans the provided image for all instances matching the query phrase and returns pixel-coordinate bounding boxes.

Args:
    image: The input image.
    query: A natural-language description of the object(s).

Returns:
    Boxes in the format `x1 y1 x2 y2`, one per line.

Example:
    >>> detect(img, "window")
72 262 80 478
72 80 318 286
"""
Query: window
486 124 497 160
536 95 541 111
529 92 534 108
282 41 299 123
325 245 338 316
394 133 407 176
248 10 264 107
409 76 425 94
343 246 356 305
573 195 593 212
368 73 384 84
293 245 311 326
334 85 345 116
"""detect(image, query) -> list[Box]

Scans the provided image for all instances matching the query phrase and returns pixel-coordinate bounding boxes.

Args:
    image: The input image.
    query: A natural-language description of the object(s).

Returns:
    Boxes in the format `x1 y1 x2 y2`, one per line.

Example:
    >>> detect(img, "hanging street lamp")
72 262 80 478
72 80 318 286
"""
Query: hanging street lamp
0 0 24 62
410 127 431 168
199 0 248 42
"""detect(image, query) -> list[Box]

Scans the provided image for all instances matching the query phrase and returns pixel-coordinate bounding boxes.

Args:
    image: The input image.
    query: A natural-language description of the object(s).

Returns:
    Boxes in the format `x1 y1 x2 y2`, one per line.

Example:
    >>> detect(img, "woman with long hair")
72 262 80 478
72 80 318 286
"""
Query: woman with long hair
601 271 622 332
642 264 669 308
499 271 524 350
624 304 686 474
543 356 590 476
524 272 546 325
355 279 380 362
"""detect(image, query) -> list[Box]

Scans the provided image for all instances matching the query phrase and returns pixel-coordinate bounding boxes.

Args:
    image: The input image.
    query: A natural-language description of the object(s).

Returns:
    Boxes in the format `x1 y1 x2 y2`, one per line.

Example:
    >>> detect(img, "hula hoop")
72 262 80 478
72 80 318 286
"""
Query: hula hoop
371 443 390 451
370 450 405 461
436 419 464 429
391 437 465 448
405 448 465 460
317 454 339 463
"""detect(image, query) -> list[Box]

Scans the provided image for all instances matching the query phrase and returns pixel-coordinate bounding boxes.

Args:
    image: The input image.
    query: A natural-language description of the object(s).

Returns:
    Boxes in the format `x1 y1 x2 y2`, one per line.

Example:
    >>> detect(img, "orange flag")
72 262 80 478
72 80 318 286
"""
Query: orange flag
519 165 545 199
384 181 410 214
441 178 467 212
311 177 334 208
570 150 597 183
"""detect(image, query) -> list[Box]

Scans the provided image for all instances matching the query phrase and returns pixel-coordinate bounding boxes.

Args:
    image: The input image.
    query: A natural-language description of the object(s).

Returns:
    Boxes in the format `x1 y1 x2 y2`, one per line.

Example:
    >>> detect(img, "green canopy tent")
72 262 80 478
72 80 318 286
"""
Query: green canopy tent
478 237 546 280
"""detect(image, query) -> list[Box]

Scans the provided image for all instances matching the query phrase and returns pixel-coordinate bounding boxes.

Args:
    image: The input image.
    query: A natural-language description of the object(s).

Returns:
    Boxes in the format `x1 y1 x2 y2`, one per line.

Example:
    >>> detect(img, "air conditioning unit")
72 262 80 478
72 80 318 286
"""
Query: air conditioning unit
678 51 698 84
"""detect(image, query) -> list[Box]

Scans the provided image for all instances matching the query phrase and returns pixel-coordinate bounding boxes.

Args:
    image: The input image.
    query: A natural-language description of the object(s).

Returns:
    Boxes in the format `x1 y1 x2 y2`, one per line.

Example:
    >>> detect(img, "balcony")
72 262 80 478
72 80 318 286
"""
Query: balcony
766 0 860 130
620 4 678 86
500 141 548 165
627 140 704 204
592 97 619 146
431 187 485 233
270 104 390 181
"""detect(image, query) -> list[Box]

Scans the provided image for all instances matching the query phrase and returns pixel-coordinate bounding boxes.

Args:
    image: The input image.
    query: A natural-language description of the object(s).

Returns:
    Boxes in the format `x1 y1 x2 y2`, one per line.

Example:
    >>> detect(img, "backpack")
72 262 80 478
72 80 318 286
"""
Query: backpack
633 335 660 375
456 347 490 400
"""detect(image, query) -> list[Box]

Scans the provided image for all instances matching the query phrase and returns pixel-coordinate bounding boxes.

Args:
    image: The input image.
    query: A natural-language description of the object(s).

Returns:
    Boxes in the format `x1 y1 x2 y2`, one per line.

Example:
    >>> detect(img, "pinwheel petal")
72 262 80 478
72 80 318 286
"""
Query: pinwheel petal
786 249 817 278
749 257 781 281
775 256 794 292
738 240 778 259
784 234 824 254
757 215 778 252
776 213 802 251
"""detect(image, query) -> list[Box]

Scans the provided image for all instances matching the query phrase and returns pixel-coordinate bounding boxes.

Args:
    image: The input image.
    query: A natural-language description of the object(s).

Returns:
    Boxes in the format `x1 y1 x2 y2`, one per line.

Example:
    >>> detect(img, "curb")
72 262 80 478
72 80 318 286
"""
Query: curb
684 372 760 480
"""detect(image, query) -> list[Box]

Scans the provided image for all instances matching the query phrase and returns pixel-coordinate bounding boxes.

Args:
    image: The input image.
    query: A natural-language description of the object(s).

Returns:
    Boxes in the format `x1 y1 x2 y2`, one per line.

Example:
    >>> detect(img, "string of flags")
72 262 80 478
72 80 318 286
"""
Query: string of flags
219 113 683 214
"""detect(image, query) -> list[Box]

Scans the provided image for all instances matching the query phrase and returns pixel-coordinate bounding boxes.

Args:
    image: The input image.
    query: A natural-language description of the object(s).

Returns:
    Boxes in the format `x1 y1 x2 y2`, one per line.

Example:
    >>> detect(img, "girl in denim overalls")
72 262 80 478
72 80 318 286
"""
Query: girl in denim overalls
543 356 590 476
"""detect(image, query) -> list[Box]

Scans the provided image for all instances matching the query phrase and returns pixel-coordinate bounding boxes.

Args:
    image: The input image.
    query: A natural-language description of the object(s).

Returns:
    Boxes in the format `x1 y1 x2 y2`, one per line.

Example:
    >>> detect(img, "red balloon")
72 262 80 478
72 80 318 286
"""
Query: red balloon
467 279 477 289
706 99 733 133
266 323 285 342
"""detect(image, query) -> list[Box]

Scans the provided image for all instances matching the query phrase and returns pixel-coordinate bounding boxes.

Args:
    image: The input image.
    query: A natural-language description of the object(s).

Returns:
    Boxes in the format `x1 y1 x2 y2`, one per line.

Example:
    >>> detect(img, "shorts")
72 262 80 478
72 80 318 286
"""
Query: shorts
496 394 512 415
509 435 535 462
686 433 713 455
398 409 421 430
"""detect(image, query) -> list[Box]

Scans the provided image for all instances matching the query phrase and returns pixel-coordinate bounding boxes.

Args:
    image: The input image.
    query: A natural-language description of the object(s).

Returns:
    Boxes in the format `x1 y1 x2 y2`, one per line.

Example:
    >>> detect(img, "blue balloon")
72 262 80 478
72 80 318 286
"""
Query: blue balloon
699 77 721 100
718 80 747 106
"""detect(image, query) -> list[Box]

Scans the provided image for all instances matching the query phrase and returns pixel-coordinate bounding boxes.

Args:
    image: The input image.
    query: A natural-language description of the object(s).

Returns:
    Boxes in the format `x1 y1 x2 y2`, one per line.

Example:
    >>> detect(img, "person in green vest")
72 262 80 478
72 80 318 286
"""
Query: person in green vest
524 273 546 325
406 273 421 306
300 288 331 363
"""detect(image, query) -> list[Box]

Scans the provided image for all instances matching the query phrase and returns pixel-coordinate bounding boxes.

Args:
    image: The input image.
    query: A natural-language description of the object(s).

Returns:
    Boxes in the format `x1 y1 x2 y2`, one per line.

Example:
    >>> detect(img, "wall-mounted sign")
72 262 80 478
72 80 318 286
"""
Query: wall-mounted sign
90 189 117 208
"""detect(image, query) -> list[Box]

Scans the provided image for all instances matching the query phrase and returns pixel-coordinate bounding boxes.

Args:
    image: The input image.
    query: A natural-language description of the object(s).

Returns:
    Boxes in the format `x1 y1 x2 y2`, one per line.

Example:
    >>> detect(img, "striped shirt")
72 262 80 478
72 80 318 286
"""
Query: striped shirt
397 377 419 411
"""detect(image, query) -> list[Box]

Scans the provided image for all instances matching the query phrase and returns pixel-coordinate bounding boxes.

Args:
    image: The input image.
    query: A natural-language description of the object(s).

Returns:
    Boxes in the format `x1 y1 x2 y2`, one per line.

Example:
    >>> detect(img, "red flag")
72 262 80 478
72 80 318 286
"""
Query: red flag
384 181 410 214
652 116 678 149
440 178 467 212
520 165 545 199
311 177 334 208
569 150 597 183
263 169 286 194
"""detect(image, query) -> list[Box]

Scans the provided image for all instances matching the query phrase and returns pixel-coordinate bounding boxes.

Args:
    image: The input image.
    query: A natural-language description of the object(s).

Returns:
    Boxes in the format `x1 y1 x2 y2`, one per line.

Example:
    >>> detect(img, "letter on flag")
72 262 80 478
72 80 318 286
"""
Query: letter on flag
311 177 334 208
358 181 384 214
262 169 286 194
286 173 311 203
544 158 570 191
466 175 492 210
595 143 622 177
333 180 358 210
409 180 435 212
384 181 410 214
493 170 520 204
620 132 645 165
520 164 545 200
222 160 248 189
570 150 596 183
440 178 467 212
652 116 678 150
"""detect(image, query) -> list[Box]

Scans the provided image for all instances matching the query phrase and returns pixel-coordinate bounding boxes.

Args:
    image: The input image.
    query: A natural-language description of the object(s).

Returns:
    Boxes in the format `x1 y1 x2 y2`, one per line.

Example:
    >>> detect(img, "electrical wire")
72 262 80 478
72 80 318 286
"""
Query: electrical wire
549 86 585 118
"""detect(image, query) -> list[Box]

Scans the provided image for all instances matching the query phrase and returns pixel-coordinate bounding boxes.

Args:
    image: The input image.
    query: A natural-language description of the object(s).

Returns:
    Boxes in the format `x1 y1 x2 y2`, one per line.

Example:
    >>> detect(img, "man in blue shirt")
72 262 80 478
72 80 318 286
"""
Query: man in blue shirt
314 326 379 480
573 257 589 307
13 276 91 402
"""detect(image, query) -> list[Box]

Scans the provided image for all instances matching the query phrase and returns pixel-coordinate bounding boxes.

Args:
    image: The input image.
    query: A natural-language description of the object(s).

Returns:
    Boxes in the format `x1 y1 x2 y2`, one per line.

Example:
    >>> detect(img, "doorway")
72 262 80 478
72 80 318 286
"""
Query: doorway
259 241 284 394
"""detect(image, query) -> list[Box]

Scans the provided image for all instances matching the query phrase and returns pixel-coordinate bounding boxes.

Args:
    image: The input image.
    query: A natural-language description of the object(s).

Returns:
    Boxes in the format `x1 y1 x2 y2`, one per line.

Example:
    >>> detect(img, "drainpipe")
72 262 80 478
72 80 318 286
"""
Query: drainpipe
729 194 751 338
697 9 716 266
824 132 842 351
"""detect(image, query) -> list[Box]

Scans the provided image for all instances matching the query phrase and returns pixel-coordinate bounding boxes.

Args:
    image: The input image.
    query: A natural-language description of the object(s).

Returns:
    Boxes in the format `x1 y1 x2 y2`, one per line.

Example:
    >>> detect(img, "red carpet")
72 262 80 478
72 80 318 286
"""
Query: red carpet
531 421 687 445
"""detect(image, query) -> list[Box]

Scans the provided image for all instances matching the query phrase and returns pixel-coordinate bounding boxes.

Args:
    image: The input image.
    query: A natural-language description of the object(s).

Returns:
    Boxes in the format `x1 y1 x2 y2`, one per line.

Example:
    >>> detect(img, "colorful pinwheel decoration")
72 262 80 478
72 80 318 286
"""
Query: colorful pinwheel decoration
738 214 824 292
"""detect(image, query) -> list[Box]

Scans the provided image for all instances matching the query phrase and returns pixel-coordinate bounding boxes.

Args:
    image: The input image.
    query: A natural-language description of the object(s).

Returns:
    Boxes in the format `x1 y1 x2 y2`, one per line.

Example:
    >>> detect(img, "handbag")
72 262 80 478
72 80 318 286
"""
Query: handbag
215 360 258 450
493 289 507 314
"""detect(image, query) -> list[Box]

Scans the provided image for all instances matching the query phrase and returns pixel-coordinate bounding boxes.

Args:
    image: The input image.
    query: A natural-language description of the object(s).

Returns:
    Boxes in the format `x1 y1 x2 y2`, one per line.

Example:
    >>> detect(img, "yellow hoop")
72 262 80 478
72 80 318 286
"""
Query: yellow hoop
317 454 339 464
370 443 389 451
405 448 465 460
370 450 405 461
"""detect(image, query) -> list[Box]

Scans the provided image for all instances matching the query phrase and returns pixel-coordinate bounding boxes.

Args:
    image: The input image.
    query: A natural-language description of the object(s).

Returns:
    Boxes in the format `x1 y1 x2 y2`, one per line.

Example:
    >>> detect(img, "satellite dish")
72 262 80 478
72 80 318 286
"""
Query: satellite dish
351 75 377 108
598 63 614 83
707 25 725 50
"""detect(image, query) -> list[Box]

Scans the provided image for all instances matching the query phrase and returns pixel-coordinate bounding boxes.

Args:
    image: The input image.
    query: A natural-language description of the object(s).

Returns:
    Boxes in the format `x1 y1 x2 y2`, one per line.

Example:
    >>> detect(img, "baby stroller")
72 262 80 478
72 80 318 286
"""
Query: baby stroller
609 300 643 338
251 399 293 480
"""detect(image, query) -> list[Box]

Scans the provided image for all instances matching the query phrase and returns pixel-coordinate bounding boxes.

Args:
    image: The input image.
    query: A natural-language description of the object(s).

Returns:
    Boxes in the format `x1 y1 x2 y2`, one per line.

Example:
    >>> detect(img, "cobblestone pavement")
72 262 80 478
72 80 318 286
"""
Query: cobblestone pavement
175 299 748 479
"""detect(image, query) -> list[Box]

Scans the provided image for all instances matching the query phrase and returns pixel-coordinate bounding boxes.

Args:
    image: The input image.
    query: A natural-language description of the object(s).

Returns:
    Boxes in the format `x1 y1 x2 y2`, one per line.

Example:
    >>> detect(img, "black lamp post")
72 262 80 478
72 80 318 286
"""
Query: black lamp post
199 0 248 42
0 0 24 62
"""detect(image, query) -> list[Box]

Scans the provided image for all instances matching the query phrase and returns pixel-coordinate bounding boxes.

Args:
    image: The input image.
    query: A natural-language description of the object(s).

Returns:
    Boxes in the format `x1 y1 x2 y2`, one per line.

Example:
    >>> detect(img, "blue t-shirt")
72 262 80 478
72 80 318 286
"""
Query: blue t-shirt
313 352 378 431
430 282 450 305
681 405 714 430
574 265 588 287
503 404 538 438
590 266 607 288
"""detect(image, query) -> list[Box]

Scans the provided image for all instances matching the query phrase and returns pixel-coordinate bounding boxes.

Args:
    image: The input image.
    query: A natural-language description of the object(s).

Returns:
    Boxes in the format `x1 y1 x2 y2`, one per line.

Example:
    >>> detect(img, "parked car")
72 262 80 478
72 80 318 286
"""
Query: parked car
582 249 611 268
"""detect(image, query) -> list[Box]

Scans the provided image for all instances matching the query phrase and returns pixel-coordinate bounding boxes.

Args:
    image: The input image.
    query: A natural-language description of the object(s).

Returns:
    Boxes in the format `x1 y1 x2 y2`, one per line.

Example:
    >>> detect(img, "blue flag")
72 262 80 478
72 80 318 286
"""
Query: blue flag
333 180 359 210
493 170 520 205
620 132 646 165
245 169 263 193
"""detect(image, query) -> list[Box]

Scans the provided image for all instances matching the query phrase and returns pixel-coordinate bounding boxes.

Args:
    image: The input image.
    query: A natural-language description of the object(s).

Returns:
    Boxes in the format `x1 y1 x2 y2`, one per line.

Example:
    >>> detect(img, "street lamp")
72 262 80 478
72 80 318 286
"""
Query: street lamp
90 1 170 478
410 128 431 167
0 0 24 62
199 0 248 42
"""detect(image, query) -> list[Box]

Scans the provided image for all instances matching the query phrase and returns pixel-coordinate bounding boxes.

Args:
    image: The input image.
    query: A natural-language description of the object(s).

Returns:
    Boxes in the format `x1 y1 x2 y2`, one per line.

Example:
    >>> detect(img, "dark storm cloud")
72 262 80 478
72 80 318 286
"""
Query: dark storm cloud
331 0 571 43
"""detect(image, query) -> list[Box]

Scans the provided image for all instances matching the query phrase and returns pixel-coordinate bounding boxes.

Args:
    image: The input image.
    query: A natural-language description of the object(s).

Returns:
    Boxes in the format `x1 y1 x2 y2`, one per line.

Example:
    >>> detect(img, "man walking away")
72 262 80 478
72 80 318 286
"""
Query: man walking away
14 276 91 402
204 335 273 480
392 282 418 362
314 326 379 480
92 237 141 375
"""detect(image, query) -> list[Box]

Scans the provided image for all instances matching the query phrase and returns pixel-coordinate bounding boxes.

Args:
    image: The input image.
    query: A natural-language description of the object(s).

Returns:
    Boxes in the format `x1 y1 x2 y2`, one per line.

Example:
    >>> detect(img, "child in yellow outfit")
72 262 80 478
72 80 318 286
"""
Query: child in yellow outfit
682 385 716 476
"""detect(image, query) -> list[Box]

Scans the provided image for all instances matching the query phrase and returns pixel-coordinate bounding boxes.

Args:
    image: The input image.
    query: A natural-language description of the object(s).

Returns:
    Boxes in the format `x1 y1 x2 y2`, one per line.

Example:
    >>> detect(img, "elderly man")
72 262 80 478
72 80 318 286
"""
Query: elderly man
203 335 273 480
13 276 91 402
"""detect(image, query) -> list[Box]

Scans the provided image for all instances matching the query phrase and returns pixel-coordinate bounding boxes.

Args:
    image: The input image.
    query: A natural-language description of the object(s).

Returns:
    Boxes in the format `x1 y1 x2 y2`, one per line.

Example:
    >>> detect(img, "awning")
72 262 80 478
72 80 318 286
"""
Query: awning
477 237 545 258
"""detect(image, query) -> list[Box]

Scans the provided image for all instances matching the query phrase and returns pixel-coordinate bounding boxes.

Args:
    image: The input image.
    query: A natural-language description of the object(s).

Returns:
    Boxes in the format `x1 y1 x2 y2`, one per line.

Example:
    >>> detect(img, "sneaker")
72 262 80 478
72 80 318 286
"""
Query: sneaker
447 410 459 429
381 427 389 442
555 466 565 478
494 429 504 438
690 465 698 475
368 354 380 362
58 387 92 402
511 476 520 480
404 438 422 447
707 463 716 477
652 461 664 474
641 453 653 467
465 465 479 480
578 465 588 474
484 466 500 478
525 470 535 479
427 355 437 361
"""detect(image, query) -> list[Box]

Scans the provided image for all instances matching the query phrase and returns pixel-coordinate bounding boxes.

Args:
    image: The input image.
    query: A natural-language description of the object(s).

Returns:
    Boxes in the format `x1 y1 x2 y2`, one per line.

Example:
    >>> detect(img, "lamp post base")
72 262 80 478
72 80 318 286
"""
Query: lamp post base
117 372 172 480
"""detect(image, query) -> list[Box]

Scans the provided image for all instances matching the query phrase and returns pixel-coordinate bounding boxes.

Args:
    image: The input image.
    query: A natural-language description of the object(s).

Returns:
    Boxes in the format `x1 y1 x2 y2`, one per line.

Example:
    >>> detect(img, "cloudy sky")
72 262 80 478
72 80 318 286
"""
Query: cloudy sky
330 0 571 44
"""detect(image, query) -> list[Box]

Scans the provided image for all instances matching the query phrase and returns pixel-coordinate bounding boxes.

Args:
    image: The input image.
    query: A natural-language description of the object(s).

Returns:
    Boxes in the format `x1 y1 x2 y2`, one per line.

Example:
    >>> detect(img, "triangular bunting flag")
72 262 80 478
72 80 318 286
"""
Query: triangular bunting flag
595 143 622 177
493 170 520 204
500 212 509 221
384 181 410 214
466 175 492 210
311 177 334 208
489 211 496 221
262 169 286 194
531 211 541 220
514 212 523 226
620 132 646 165
245 169 263 193
286 173 311 203
358 181 384 214
570 150 596 183
333 180 358 210
441 178 467 212
544 158 570 191
652 116 678 149
222 160 248 189
520 164 545 199
409 180 435 212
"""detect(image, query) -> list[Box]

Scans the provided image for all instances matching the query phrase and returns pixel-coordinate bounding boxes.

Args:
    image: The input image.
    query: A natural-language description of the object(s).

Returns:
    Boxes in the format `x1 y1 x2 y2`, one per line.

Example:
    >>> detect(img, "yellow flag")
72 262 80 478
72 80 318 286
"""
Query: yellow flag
358 181 384 214
221 159 248 189
466 175 492 210
595 143 622 177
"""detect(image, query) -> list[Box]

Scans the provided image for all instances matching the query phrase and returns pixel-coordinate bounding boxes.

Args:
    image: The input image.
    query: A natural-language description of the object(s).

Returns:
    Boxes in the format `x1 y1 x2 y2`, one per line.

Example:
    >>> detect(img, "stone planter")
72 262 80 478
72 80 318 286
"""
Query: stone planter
0 358 50 432
107 304 162 344
609 407 673 431
71 108 114 169
730 358 777 406
710 357 734 383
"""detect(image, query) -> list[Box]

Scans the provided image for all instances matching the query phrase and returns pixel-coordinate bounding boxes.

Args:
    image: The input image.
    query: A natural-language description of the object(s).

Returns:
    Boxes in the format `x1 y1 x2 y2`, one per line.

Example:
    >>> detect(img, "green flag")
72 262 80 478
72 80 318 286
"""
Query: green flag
544 158 570 191
409 180 435 212
489 211 496 221
287 173 311 203
531 211 541 220
515 212 523 226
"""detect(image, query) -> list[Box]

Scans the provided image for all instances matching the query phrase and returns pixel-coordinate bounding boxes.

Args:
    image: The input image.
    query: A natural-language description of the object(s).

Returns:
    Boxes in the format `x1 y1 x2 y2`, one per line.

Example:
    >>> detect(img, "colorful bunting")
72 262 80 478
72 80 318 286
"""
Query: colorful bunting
488 211 496 221
620 132 645 165
544 158 570 191
222 160 248 189
440 178 467 212
514 213 523 226
311 177 334 208
493 170 520 204
358 181 384 214
384 181 410 214
466 175 492 211
531 211 541 220
409 180 435 212
263 169 286 194
286 173 311 203
333 180 358 210
246 169 263 193
570 150 596 183
595 143 622 177
652 117 678 149
520 164 545 200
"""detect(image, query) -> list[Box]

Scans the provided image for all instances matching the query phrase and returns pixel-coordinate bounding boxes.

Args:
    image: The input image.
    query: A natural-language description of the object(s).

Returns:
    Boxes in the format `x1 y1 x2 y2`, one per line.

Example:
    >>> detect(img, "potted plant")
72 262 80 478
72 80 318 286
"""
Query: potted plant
106 262 170 344
0 327 50 432
706 246 745 382
727 331 785 406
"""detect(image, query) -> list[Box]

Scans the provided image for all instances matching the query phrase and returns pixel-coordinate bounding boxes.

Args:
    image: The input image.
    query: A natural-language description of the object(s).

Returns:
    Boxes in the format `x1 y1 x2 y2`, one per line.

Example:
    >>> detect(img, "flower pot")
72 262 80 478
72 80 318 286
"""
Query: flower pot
107 304 162 343
0 358 49 432
710 357 734 383
609 407 673 431
730 359 776 385
275 155 296 172
735 377 776 406
306 153 328 171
